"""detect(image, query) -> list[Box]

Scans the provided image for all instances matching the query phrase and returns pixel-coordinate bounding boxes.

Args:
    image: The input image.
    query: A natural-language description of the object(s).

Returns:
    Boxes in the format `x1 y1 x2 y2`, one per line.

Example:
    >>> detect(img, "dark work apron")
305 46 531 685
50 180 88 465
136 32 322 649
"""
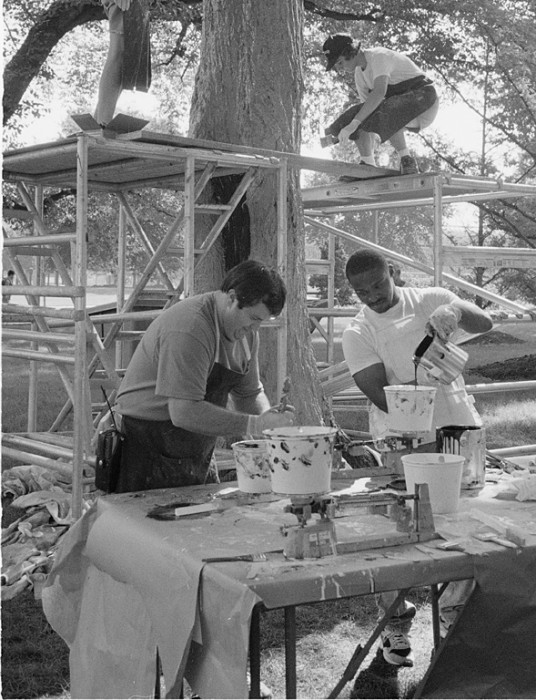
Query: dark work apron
326 76 437 144
122 0 151 92
115 361 247 493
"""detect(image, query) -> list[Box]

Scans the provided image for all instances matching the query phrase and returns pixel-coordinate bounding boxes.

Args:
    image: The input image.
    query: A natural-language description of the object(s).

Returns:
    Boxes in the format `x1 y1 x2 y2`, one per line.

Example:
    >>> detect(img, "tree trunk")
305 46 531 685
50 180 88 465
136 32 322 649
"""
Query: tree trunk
189 0 324 423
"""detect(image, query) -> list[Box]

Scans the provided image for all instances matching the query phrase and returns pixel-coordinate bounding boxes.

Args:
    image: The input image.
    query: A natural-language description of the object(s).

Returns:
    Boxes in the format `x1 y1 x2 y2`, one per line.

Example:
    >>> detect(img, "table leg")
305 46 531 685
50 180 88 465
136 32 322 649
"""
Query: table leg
285 607 297 699
249 605 262 699
430 582 448 651
155 649 161 698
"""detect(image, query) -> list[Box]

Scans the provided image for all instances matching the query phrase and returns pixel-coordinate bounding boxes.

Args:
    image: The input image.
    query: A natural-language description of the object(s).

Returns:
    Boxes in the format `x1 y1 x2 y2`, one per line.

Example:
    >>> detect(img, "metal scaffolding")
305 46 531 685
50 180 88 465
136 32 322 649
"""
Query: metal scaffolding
3 129 536 515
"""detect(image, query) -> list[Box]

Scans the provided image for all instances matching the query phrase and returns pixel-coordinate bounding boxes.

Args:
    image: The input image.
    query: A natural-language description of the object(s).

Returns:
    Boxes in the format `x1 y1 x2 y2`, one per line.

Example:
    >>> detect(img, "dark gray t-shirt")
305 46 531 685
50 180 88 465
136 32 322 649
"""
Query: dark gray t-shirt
116 291 263 420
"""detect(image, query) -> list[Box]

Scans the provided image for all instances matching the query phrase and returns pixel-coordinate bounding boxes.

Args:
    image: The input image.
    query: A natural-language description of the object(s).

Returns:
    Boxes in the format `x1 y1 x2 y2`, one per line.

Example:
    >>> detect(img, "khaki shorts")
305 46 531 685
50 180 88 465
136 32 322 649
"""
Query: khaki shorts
102 0 124 34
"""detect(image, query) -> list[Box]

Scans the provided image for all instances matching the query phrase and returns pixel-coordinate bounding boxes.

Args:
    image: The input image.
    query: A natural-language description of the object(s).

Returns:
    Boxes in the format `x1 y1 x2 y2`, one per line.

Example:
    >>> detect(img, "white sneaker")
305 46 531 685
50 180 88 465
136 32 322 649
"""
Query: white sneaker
380 630 414 667
247 672 272 699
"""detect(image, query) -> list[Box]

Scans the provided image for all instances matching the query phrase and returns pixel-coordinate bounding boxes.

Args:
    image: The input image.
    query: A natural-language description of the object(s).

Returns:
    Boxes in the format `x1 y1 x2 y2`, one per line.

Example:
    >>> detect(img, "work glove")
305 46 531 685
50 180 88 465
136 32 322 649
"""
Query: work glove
426 304 462 341
246 407 295 437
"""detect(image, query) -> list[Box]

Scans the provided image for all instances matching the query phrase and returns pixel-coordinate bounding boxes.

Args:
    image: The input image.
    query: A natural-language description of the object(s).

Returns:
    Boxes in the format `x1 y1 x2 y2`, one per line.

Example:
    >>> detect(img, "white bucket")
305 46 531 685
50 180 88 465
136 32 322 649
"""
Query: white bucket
263 426 338 495
384 385 437 434
231 440 272 494
402 453 464 514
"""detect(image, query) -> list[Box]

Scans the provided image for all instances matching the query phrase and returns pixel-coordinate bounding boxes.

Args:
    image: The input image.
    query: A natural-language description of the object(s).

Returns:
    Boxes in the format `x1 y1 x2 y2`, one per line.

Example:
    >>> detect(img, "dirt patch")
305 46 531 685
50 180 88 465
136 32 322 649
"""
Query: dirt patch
472 354 536 381
464 330 525 345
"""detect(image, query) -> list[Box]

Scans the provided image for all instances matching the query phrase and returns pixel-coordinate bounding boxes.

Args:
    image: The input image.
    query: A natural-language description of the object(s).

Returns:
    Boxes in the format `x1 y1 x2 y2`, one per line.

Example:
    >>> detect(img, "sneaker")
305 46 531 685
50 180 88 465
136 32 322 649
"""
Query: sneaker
247 673 273 699
400 155 419 175
380 630 414 667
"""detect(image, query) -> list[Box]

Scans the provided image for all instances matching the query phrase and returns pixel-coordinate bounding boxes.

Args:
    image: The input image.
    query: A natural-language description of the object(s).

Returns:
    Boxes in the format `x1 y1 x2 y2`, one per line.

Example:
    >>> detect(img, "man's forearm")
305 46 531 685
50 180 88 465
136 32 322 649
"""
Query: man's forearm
168 398 251 437
232 390 271 416
451 300 493 334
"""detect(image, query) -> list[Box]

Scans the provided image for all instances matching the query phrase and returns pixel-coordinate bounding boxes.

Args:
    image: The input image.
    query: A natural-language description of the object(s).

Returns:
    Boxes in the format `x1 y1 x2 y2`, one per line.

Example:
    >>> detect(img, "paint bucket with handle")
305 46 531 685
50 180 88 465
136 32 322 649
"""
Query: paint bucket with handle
413 334 468 385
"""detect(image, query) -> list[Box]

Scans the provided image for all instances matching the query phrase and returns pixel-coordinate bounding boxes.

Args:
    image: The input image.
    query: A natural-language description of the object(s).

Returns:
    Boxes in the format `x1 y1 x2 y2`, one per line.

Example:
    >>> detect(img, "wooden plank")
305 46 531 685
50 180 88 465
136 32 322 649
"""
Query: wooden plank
2 328 75 344
134 130 398 178
1 284 84 297
1 303 77 320
3 233 76 247
3 208 33 220
3 347 76 364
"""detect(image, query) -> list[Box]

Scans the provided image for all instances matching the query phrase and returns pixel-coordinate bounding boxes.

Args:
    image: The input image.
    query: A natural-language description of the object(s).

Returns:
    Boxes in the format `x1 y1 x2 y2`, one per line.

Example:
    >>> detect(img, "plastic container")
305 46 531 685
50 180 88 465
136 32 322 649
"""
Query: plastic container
263 426 338 495
436 425 486 491
231 440 272 494
384 385 437 434
402 453 465 514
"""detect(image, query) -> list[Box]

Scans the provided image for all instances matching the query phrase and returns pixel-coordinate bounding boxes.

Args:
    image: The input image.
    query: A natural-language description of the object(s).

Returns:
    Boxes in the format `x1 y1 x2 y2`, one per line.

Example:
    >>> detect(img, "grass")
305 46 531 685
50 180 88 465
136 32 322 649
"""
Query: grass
256 592 434 699
473 395 535 448
1 589 70 700
1 323 535 699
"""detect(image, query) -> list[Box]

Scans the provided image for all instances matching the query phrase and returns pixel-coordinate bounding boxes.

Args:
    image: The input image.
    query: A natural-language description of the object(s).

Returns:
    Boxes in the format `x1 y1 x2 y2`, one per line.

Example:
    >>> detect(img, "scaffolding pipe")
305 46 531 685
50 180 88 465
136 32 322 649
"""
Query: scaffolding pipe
2 446 81 478
489 445 536 458
2 434 96 465
71 135 89 520
276 158 289 397
432 175 442 286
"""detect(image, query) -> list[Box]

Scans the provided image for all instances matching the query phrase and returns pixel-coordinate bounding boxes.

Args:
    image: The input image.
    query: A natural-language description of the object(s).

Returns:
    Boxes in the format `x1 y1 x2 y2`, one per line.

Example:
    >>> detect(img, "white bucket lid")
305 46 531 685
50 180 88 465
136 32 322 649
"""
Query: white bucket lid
384 385 437 394
263 426 338 439
401 453 465 466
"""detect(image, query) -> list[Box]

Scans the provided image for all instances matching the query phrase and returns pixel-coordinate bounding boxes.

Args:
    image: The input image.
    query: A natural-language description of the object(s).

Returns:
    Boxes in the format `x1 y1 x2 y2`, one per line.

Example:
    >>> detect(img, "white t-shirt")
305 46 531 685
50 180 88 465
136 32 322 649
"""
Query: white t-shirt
354 47 425 103
342 287 481 440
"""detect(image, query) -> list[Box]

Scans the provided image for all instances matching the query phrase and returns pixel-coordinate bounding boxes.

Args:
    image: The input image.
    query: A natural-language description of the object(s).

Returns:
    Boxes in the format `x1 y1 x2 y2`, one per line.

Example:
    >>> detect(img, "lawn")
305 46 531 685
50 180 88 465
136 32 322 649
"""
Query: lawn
1 322 535 699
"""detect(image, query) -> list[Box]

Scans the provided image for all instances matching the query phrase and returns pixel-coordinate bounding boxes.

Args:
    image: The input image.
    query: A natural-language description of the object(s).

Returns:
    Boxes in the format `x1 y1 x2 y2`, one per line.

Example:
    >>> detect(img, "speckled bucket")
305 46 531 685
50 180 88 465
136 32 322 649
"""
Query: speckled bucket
232 440 272 494
384 385 437 434
263 427 338 495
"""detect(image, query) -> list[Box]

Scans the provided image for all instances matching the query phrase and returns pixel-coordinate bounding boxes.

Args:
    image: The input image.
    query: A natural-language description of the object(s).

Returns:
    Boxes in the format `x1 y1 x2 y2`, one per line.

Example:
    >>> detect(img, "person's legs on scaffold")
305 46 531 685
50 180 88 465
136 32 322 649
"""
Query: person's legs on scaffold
95 1 125 125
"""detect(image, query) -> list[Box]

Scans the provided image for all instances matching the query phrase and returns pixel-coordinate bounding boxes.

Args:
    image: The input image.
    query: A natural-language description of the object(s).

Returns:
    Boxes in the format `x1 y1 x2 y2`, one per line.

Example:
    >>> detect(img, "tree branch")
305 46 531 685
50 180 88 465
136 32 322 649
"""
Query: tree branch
3 1 104 125
302 1 384 22
4 0 384 127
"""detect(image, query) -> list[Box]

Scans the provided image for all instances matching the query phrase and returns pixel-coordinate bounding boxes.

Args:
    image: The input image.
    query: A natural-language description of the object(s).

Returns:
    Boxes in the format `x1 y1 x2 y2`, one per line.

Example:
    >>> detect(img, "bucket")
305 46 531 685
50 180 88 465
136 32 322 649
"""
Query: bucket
231 440 272 494
402 453 464 514
436 425 486 491
384 385 437 434
263 426 338 495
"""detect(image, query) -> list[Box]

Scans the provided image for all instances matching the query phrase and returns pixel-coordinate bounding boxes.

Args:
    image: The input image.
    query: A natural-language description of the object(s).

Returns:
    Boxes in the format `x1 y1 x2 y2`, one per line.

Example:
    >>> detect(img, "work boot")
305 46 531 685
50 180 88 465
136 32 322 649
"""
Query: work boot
400 155 419 175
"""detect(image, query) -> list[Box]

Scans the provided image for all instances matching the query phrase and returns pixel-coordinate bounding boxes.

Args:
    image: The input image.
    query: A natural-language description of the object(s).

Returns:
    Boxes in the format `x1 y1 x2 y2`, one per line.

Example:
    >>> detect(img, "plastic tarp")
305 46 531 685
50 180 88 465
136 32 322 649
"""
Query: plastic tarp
418 549 536 698
42 497 259 698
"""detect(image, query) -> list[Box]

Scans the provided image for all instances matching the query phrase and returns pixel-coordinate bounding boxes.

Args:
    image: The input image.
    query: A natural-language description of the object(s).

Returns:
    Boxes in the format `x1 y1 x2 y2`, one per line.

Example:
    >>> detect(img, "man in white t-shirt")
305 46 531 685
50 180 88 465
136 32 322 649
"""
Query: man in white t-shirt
342 248 492 667
322 34 439 174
